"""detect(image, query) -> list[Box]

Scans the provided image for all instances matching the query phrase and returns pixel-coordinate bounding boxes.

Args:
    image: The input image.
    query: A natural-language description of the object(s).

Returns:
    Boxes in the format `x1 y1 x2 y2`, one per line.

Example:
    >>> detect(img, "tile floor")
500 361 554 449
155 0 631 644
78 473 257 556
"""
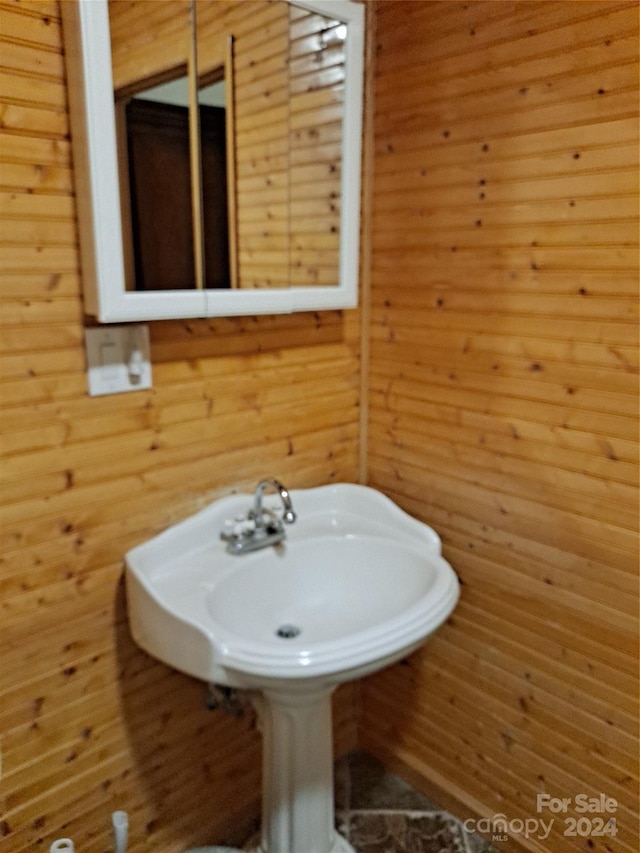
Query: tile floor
334 751 500 853
239 751 500 853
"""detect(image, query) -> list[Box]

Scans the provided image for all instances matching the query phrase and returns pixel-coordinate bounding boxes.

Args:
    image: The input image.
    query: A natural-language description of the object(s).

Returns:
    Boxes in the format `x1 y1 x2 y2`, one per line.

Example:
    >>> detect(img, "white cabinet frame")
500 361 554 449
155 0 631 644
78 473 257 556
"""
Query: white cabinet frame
62 0 364 322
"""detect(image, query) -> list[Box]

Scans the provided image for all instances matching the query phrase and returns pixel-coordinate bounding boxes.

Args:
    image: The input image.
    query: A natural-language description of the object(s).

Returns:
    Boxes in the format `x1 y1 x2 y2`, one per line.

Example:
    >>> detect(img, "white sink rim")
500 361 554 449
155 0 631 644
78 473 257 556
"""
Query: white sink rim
125 483 460 687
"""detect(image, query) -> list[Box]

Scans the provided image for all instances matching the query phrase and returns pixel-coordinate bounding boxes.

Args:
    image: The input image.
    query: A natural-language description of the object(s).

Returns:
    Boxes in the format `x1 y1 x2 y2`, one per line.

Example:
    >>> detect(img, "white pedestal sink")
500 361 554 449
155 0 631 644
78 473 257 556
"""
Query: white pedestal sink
125 483 459 853
253 687 352 853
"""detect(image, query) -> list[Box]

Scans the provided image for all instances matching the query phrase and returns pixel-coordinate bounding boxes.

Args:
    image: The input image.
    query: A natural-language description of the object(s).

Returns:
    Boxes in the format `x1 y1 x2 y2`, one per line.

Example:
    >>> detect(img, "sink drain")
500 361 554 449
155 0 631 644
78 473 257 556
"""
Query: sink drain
275 624 301 639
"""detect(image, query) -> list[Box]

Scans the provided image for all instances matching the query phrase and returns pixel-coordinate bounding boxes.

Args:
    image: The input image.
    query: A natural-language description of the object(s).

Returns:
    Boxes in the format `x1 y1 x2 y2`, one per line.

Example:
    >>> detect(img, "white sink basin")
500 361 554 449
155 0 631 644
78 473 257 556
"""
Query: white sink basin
125 483 459 853
125 483 459 689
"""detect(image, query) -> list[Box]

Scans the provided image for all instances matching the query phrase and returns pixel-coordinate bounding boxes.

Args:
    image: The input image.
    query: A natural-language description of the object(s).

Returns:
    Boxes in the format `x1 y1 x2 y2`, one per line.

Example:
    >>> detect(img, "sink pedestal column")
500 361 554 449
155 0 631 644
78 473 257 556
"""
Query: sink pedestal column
253 687 355 853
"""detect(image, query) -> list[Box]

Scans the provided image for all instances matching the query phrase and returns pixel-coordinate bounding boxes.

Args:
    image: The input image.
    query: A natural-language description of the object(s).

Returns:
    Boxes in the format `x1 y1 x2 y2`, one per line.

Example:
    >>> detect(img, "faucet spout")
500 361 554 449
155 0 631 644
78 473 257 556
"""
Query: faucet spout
252 478 297 526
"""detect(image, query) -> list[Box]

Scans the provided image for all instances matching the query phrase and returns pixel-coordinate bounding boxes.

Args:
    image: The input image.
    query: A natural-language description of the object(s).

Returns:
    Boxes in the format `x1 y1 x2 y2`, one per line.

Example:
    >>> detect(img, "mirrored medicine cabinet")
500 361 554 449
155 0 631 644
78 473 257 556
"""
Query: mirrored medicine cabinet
62 0 365 322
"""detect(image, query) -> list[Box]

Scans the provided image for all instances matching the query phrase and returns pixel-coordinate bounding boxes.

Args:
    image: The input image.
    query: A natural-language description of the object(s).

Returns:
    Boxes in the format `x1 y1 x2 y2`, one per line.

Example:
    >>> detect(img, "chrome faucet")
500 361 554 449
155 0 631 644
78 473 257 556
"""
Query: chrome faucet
221 478 297 554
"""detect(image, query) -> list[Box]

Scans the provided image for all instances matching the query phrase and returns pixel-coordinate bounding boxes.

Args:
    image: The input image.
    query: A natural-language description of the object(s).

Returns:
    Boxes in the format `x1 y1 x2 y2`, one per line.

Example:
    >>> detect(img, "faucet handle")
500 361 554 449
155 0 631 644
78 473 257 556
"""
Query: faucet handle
220 516 255 542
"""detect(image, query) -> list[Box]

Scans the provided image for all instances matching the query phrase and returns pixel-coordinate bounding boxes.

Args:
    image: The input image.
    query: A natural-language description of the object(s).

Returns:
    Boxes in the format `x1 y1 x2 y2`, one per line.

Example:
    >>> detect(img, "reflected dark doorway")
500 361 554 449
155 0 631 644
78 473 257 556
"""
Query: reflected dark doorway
126 98 230 290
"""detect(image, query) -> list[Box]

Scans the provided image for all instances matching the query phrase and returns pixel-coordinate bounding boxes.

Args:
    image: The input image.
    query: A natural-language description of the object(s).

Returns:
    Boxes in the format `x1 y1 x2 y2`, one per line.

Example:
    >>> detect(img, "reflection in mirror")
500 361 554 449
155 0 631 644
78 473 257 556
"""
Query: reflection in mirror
231 2 345 290
109 1 197 292
288 5 344 289
231 1 291 289
123 76 198 291
198 75 231 289
109 0 345 293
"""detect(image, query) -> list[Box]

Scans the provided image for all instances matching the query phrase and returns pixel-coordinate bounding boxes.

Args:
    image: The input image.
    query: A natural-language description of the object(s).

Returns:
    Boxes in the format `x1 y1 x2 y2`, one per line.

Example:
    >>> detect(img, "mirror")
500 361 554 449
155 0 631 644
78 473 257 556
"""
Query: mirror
62 0 364 322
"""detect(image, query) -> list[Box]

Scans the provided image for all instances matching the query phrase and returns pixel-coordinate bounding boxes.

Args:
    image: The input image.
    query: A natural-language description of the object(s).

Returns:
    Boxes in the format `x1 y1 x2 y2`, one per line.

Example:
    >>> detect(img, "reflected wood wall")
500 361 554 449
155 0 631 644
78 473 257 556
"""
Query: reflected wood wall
0 2 360 850
363 3 639 852
109 0 342 291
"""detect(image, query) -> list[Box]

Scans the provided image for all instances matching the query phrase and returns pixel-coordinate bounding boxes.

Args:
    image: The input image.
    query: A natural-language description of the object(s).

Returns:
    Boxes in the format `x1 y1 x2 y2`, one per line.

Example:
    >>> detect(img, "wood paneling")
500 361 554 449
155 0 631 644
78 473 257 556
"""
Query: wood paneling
0 2 360 850
2 2 638 852
363 3 638 852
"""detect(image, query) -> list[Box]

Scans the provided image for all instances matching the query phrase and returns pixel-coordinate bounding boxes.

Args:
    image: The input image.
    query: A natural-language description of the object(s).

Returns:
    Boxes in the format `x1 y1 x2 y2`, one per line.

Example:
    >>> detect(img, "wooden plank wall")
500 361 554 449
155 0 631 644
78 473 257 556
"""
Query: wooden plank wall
108 0 191 93
363 2 639 852
233 2 344 289
0 1 361 850
232 2 292 289
288 5 343 287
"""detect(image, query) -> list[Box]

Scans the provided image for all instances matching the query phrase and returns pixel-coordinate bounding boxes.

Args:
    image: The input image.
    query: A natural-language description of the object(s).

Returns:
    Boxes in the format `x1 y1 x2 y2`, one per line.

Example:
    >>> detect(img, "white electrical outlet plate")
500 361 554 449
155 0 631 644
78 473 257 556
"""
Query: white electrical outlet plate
85 325 152 396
